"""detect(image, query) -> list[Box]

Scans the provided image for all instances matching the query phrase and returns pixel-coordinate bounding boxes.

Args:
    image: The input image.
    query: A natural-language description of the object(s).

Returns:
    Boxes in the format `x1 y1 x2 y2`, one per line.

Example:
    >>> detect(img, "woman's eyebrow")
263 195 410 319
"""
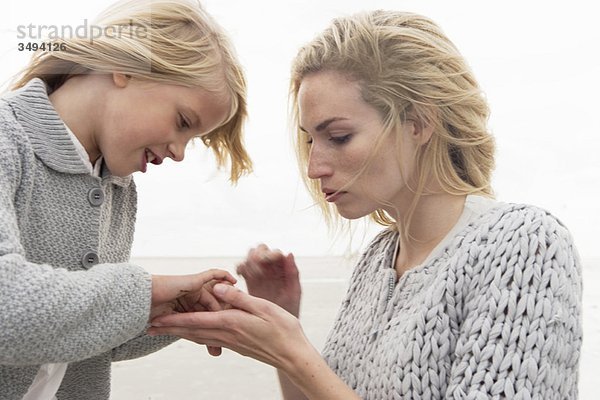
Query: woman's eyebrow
299 117 349 133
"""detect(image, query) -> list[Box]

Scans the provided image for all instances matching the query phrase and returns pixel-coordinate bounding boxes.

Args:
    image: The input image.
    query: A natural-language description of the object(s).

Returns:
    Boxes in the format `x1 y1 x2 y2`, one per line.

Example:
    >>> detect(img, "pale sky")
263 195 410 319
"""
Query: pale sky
2 0 599 258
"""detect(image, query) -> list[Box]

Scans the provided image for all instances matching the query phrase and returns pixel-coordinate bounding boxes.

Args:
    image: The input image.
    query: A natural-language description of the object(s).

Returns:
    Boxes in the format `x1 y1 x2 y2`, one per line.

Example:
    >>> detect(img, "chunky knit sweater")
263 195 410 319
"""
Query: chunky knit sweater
322 203 582 399
0 79 174 399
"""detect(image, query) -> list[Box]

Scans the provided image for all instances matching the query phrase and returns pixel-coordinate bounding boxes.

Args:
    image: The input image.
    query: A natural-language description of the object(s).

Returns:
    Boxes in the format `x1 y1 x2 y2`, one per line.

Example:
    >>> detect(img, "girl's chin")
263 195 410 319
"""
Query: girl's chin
104 163 133 178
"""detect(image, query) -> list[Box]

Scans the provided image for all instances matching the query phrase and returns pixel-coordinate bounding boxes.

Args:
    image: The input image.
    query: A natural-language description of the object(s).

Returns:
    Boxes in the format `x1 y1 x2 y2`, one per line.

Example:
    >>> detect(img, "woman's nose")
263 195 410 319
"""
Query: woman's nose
307 146 333 179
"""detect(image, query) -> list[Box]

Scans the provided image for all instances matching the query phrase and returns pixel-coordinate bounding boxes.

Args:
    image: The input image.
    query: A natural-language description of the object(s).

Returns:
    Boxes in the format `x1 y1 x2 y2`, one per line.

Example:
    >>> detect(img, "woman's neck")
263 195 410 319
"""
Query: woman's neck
391 192 466 276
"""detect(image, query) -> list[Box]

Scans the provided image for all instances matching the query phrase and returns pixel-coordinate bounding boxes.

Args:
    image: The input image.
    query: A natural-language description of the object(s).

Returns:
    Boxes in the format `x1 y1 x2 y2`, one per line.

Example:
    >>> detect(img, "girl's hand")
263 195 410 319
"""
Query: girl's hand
237 244 301 317
150 269 236 316
148 284 313 370
150 269 236 357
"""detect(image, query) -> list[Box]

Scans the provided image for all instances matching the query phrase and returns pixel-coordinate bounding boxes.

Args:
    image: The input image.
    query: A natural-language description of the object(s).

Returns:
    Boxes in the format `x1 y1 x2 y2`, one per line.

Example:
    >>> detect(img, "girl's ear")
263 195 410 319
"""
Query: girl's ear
112 73 131 88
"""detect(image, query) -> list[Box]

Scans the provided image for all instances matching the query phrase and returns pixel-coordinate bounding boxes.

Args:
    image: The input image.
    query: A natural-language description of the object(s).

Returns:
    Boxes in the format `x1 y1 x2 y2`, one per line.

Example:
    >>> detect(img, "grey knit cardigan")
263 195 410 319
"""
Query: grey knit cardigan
322 204 582 399
0 79 175 399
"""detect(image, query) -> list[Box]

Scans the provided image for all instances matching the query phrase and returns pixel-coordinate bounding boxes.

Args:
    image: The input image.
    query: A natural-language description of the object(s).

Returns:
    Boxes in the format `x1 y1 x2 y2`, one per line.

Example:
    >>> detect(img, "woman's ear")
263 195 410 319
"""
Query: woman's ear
405 107 434 146
112 73 131 88
412 118 434 146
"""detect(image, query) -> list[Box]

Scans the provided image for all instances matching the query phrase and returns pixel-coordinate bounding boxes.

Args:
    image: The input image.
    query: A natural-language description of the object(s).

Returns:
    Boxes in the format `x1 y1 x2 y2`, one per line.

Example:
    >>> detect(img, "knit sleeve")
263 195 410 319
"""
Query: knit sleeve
111 333 178 362
446 206 582 399
0 123 153 366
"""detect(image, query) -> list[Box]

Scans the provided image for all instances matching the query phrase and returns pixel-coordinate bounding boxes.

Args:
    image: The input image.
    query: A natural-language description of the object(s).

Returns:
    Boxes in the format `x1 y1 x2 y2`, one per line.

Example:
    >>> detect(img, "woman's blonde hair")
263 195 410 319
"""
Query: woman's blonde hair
11 0 251 182
290 10 495 229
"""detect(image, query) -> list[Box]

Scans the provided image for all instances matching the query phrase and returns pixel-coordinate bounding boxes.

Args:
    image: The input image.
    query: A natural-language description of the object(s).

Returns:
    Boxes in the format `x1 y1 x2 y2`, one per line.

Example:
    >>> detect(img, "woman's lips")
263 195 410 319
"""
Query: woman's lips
325 191 346 202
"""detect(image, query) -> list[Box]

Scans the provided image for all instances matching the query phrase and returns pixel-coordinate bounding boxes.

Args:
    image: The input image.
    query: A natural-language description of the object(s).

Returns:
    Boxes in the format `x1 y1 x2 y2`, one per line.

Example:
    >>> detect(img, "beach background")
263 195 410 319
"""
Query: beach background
109 256 600 399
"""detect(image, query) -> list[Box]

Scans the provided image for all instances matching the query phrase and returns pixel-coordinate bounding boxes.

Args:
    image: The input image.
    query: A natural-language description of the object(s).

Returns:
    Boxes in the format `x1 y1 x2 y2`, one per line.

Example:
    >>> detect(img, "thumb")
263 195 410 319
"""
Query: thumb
213 284 269 315
283 253 299 276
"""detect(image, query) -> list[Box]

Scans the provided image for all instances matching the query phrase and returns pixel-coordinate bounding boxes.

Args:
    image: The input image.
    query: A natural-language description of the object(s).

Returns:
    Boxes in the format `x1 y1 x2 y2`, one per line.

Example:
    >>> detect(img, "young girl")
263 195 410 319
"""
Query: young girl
150 10 583 399
0 0 249 398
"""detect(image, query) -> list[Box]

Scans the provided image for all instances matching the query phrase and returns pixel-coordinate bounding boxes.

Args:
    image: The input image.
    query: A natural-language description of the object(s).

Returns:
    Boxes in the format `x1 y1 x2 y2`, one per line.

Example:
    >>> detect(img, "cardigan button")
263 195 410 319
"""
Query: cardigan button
81 251 99 268
88 187 105 206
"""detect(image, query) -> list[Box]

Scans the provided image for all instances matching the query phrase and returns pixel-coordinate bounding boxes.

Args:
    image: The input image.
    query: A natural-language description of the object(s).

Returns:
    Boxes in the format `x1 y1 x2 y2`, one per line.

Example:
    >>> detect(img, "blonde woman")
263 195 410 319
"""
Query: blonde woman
151 10 583 400
0 0 249 398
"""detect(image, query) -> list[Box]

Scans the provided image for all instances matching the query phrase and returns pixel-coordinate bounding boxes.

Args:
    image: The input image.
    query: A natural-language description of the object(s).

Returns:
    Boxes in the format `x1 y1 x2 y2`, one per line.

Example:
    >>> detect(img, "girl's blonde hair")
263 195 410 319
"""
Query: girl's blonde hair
290 10 495 229
12 0 251 182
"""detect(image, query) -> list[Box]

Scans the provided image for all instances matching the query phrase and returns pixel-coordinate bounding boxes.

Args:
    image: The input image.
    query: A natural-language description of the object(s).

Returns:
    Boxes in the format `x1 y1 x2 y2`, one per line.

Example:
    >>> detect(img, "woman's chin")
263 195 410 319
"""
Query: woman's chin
335 206 370 220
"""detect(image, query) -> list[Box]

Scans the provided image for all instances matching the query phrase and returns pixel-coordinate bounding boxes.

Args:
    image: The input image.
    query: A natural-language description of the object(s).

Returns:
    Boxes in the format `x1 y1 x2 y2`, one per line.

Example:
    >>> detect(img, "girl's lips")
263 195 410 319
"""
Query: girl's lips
141 150 148 173
141 149 163 172
145 149 164 166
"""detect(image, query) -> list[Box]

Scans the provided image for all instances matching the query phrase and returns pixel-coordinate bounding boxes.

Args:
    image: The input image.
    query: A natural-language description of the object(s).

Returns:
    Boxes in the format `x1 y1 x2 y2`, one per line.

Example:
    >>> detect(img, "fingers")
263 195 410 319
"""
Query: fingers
282 253 299 278
196 287 222 312
174 278 233 313
151 269 236 306
148 325 228 348
191 269 237 290
250 245 285 266
152 287 274 328
178 269 237 300
207 345 222 357
202 280 235 311
152 307 245 328
212 284 275 316
196 280 234 312
237 245 288 279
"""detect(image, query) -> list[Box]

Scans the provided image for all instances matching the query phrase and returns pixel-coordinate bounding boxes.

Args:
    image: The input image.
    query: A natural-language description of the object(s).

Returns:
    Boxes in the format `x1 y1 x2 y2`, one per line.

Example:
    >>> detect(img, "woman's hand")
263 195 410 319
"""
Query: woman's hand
148 284 313 370
150 269 236 356
237 244 301 317
149 284 362 400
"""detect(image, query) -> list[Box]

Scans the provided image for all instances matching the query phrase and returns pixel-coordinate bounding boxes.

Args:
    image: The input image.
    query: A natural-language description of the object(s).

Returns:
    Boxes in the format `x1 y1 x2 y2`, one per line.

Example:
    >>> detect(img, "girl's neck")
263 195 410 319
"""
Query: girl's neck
48 75 104 164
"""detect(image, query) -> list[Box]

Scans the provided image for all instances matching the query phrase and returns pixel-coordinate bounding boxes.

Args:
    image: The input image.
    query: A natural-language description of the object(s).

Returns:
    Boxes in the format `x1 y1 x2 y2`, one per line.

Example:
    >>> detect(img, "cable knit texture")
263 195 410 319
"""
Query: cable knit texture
322 204 582 399
0 79 175 399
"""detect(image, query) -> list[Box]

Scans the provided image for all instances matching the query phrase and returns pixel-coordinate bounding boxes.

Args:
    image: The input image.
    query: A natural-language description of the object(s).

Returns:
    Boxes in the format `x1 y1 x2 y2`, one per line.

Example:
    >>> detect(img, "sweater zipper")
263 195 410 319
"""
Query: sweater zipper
369 274 396 342
371 271 396 342
387 273 395 302
388 234 399 303
371 237 399 342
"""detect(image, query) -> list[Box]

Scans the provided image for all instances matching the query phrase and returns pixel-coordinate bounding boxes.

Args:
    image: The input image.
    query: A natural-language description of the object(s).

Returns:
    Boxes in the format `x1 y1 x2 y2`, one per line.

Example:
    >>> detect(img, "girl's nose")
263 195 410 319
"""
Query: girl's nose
167 141 186 162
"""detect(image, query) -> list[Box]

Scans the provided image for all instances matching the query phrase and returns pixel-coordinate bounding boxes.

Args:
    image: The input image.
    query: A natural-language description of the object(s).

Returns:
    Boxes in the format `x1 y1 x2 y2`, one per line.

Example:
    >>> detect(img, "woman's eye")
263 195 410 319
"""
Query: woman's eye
329 134 352 144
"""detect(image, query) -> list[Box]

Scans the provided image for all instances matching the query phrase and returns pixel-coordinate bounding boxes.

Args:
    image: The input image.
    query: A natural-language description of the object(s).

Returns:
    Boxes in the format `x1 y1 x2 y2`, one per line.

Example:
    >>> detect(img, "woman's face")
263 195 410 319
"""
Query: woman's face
99 74 231 177
298 71 420 219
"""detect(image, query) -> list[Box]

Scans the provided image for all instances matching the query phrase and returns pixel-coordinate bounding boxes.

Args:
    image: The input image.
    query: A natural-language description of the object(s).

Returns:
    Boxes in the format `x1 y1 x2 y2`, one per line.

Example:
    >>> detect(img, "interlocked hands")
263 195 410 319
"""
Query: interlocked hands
147 245 310 368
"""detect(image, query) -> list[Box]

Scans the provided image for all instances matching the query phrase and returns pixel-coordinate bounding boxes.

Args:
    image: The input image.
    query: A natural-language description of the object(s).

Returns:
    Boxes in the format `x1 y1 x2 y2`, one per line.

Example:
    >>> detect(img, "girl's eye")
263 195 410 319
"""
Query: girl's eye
179 114 190 130
329 134 352 145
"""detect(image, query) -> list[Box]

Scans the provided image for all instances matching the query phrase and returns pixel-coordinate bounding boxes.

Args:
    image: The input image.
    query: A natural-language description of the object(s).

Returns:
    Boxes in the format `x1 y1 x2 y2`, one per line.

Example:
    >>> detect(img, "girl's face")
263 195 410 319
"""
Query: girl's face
99 74 231 177
298 71 420 220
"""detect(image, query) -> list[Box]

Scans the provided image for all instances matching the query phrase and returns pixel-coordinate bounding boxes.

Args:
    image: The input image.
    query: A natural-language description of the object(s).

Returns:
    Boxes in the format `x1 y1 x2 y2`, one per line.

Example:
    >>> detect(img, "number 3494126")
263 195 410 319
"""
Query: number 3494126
17 42 67 52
